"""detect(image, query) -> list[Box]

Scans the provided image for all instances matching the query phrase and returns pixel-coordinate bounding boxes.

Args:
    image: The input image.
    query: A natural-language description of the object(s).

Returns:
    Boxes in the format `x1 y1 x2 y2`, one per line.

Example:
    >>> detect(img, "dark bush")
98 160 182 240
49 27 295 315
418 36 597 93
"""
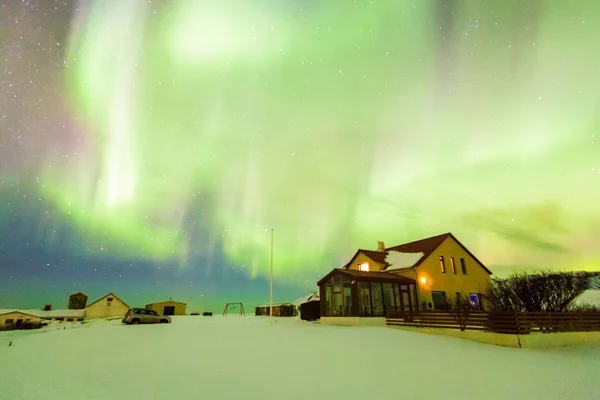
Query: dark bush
484 271 595 312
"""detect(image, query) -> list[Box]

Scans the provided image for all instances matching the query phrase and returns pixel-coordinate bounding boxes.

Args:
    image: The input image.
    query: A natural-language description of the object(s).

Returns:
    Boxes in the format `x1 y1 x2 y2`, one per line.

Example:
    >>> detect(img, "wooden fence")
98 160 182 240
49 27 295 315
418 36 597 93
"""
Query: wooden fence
386 311 600 334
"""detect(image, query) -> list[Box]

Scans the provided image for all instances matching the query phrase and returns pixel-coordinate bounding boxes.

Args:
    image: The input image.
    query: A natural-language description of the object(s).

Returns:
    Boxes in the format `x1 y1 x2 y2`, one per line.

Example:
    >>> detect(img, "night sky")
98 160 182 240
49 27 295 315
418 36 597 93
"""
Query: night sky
1 0 599 312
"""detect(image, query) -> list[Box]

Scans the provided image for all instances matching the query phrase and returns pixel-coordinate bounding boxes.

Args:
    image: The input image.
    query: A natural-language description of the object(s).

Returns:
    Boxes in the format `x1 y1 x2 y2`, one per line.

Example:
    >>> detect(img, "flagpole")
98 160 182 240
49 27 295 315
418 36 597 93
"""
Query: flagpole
269 228 273 324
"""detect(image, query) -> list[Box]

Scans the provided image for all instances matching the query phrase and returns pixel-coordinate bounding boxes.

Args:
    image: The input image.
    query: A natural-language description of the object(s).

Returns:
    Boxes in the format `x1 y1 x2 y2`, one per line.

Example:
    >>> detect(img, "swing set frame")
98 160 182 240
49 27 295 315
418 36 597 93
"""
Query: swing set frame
222 302 246 316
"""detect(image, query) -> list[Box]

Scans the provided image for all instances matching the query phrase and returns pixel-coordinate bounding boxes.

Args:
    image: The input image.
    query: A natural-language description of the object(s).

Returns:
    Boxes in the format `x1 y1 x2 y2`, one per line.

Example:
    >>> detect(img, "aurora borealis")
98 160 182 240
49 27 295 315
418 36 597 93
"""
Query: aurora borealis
1 0 599 312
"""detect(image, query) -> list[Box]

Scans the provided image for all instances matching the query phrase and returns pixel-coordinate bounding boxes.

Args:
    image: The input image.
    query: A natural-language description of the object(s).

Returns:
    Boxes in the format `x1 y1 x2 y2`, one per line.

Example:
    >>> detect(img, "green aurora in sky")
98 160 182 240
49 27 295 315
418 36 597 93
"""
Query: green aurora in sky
28 0 600 285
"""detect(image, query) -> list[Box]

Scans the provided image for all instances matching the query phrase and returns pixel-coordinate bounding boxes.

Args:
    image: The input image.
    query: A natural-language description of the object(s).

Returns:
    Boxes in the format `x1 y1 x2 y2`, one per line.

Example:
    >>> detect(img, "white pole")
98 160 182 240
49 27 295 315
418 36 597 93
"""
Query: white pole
270 228 274 323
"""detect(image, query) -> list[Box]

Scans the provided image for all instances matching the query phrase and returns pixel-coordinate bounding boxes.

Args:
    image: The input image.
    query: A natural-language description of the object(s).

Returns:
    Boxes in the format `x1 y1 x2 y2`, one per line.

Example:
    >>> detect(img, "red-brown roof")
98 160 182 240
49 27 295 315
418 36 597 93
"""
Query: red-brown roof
341 232 492 275
384 232 492 274
341 249 389 269
317 268 416 286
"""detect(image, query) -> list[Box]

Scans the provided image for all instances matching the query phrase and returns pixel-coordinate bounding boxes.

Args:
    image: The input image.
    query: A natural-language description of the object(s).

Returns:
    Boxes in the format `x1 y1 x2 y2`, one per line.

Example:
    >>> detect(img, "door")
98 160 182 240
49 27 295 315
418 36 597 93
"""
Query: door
16 319 23 328
163 306 175 316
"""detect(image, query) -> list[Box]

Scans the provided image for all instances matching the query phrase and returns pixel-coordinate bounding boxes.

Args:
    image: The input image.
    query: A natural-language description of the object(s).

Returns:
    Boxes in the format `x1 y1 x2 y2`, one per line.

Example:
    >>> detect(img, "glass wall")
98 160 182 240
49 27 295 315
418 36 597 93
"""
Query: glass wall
359 281 371 316
371 282 384 317
343 281 352 315
322 274 417 317
382 283 396 313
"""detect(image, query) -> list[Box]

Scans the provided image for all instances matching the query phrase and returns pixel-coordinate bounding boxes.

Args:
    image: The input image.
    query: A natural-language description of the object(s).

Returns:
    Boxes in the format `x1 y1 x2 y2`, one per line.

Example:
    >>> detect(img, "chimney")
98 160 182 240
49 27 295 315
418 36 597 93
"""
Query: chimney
377 241 385 252
169 297 172 301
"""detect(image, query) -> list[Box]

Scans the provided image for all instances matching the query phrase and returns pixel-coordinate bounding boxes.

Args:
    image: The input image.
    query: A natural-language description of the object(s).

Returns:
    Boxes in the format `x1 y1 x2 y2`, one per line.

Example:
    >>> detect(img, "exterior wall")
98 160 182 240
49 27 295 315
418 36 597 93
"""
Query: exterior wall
393 237 491 310
0 312 42 327
346 252 386 272
68 293 88 309
85 295 129 319
146 301 187 315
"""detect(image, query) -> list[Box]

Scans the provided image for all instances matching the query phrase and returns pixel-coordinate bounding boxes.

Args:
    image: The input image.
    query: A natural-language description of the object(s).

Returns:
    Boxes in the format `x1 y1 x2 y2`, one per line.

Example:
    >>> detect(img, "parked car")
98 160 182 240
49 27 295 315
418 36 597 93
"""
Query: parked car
122 308 171 325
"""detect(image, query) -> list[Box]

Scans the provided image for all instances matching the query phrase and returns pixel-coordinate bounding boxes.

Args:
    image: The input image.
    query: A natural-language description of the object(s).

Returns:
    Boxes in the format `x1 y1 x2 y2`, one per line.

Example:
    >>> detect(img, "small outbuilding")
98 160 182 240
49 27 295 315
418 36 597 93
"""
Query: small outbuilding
68 292 88 309
0 311 42 330
255 303 298 317
85 292 130 319
145 298 187 316
300 301 321 321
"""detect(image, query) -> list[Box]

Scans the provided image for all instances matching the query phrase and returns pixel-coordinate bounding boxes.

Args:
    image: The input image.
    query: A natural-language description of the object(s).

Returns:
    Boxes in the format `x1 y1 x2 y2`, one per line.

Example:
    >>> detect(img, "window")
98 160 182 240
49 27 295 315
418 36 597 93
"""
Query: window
409 284 418 311
325 286 332 316
358 263 369 272
393 285 402 313
5 319 14 324
460 258 467 274
450 257 456 274
469 293 482 310
107 302 111 306
382 283 395 314
439 256 446 273
343 281 352 316
107 297 113 302
359 281 372 316
370 282 384 317
431 291 447 310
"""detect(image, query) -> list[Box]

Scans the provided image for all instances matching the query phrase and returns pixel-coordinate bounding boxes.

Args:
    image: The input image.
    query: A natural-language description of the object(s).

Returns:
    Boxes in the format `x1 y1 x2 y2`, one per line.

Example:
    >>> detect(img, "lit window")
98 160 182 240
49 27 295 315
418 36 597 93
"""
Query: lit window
358 263 369 272
439 256 446 273
469 293 482 310
450 257 456 274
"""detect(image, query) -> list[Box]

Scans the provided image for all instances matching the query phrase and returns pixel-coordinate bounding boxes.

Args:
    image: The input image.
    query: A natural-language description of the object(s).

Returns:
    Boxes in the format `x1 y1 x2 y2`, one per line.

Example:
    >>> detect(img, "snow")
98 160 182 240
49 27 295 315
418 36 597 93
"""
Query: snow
292 290 319 307
0 316 598 399
575 289 600 307
0 309 86 319
385 251 425 271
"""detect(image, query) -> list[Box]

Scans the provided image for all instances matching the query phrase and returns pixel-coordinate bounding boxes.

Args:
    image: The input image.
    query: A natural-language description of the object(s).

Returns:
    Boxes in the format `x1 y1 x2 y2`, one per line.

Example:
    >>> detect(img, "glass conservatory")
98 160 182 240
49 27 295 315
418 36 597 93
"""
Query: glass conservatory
317 269 418 317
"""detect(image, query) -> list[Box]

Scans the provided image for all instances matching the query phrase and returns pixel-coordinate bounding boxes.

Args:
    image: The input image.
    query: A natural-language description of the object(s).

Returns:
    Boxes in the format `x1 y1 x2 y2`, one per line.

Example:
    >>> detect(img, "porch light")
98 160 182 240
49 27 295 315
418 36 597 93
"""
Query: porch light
419 277 427 284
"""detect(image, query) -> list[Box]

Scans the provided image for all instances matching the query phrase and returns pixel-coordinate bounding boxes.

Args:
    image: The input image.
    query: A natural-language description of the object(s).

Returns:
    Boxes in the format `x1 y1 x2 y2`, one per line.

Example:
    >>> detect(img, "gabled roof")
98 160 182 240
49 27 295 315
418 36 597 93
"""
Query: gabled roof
86 292 130 308
341 249 389 269
340 232 492 275
383 232 492 274
0 310 44 319
0 309 86 319
70 292 88 297
317 268 416 286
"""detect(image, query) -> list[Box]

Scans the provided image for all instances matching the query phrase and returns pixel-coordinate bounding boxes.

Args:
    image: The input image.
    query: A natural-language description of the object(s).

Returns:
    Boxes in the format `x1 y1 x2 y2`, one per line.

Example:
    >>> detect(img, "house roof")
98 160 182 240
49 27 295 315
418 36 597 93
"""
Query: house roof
385 232 492 274
70 292 88 297
341 249 389 269
317 268 416 286
86 292 130 309
0 309 86 319
341 232 492 275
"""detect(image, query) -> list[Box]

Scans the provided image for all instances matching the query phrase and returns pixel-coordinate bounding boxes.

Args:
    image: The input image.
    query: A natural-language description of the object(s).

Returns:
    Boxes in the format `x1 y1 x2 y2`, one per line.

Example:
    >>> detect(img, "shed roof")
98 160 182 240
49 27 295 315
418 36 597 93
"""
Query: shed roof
0 309 86 319
146 299 187 306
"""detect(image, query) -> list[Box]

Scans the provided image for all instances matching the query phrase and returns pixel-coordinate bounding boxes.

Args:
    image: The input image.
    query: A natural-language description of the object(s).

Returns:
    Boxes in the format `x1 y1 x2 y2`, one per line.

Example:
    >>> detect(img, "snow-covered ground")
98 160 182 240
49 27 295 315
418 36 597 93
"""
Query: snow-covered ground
0 316 598 400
